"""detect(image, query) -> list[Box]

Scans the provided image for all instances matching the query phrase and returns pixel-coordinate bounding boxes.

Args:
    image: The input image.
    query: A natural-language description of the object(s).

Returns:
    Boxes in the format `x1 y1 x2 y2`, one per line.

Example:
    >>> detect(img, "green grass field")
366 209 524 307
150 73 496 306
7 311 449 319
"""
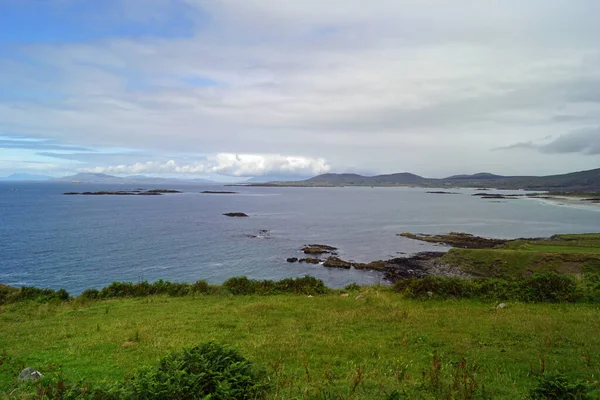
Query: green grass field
2 291 600 399
438 233 600 278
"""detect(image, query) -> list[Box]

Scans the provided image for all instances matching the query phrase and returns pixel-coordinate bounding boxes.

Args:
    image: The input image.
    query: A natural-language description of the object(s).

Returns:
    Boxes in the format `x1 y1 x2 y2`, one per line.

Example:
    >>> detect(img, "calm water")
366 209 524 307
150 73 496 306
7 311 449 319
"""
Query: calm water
1 182 599 294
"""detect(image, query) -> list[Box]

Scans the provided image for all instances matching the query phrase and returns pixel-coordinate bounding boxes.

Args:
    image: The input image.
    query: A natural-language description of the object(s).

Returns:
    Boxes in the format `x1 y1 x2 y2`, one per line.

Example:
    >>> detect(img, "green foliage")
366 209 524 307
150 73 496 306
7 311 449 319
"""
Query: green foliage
529 372 592 399
115 342 270 399
223 276 328 295
394 273 596 303
0 286 71 305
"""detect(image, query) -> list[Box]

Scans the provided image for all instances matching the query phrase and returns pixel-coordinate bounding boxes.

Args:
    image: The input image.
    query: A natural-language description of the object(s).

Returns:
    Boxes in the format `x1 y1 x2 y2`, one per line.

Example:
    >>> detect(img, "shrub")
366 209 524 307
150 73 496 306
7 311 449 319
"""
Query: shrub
115 342 270 399
79 289 100 300
223 277 256 295
529 372 592 399
520 274 577 303
191 279 210 293
394 273 592 303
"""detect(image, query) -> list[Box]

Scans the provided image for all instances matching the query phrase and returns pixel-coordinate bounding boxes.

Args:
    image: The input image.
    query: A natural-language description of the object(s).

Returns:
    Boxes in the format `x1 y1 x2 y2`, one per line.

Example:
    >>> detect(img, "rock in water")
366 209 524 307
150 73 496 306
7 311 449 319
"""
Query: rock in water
18 367 43 381
223 212 249 217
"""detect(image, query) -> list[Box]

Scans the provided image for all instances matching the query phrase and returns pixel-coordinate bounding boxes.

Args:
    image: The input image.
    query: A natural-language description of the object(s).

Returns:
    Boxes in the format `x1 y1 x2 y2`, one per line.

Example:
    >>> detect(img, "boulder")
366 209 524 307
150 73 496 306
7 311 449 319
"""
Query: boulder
18 367 43 381
287 257 299 263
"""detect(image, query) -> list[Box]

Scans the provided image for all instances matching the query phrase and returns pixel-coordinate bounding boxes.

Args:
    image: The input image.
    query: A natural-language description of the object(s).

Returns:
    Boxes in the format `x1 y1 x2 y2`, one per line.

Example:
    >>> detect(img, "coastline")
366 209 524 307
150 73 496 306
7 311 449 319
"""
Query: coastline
528 195 600 210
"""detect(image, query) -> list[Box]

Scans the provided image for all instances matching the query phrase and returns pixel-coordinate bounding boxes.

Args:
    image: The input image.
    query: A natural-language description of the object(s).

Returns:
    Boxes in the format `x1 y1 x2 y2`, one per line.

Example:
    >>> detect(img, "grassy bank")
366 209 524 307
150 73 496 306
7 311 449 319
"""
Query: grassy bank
432 233 600 278
2 289 600 398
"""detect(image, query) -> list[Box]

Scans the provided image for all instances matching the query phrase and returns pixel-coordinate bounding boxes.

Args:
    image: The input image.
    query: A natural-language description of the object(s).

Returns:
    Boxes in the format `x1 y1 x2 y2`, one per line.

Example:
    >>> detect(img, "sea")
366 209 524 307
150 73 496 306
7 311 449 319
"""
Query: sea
1 182 599 294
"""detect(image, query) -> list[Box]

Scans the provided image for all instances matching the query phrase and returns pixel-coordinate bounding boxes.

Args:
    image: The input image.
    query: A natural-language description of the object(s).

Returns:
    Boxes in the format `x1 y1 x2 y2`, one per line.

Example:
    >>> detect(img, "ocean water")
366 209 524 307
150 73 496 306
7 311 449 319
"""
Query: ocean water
1 182 599 294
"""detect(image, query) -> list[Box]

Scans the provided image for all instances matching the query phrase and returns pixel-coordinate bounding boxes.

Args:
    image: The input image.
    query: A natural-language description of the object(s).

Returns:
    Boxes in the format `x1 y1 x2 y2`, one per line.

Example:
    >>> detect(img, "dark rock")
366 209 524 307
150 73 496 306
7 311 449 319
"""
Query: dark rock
306 244 337 251
146 189 182 193
398 232 507 249
18 367 43 381
63 192 80 195
323 257 352 269
223 212 249 217
287 257 299 263
302 244 338 254
300 257 321 264
354 260 386 271
426 191 460 195
201 191 238 194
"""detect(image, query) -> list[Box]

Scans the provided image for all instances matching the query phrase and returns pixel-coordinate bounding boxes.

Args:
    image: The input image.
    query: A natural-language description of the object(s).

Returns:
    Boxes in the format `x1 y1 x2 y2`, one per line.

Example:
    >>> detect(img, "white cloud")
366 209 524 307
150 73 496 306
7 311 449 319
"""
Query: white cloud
83 153 330 177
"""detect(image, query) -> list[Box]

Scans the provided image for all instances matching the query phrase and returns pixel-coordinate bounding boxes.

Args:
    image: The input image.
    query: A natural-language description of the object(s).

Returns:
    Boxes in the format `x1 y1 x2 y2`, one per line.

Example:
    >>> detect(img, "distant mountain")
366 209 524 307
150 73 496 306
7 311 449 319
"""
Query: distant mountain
54 173 218 185
444 173 506 180
304 172 427 186
54 173 124 183
0 173 51 181
251 168 600 192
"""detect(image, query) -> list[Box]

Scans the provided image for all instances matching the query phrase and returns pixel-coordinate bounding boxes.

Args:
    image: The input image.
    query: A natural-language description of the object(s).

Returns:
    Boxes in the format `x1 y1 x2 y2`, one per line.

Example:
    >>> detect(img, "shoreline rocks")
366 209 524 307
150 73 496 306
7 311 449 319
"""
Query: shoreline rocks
398 232 507 249
201 191 238 194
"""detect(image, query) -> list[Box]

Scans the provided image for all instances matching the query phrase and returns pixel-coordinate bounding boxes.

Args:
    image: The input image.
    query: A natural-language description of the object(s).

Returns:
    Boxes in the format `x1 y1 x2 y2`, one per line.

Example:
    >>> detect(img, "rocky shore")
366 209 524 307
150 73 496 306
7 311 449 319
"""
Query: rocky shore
287 244 470 283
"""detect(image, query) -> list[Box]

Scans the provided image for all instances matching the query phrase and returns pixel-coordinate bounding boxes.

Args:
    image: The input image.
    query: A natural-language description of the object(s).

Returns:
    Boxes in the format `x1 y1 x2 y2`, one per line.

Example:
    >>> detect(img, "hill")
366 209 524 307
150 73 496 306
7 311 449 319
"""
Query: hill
0 173 51 181
254 168 600 192
54 173 218 185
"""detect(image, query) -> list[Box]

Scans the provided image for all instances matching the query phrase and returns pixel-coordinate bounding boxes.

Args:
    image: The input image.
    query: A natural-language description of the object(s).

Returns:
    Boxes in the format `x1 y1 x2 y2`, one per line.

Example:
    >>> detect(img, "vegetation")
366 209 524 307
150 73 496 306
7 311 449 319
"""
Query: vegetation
394 273 600 303
400 233 600 278
2 281 600 398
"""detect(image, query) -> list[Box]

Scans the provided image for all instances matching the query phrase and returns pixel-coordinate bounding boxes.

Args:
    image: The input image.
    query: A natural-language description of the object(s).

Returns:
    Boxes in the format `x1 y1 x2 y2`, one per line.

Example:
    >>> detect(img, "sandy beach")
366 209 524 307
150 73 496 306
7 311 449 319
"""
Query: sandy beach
530 195 600 209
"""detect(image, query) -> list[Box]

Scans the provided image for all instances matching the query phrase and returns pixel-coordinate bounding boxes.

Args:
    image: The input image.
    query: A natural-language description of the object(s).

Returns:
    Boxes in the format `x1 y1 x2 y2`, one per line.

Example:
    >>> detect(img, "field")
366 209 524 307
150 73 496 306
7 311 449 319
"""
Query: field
1 290 600 399
437 233 600 278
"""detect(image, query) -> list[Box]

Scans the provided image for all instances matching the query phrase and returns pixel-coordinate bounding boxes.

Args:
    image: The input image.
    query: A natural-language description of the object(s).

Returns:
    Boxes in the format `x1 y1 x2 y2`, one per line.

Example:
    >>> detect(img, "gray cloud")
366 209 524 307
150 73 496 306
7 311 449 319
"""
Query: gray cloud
497 128 600 155
2 0 600 176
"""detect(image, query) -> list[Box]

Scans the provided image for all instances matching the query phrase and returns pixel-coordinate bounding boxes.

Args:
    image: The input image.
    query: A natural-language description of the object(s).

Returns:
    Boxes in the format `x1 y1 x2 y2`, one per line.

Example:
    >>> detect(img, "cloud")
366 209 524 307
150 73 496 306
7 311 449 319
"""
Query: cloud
496 128 600 155
0 139 92 152
1 1 600 176
82 153 330 177
541 128 600 155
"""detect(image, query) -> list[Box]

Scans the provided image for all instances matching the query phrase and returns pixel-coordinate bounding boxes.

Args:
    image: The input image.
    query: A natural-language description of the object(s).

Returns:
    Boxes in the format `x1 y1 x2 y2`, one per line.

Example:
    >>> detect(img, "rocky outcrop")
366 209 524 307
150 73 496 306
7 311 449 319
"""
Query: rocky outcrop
398 232 507 249
323 257 352 269
201 191 238 194
302 244 338 255
301 257 321 264
223 212 249 217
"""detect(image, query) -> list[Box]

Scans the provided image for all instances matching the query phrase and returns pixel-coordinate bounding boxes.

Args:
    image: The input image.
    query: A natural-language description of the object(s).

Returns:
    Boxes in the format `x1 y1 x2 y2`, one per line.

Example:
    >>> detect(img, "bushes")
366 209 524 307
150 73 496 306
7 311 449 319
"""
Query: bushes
115 342 270 399
223 276 328 295
24 343 270 400
0 286 71 305
394 273 595 303
0 276 328 305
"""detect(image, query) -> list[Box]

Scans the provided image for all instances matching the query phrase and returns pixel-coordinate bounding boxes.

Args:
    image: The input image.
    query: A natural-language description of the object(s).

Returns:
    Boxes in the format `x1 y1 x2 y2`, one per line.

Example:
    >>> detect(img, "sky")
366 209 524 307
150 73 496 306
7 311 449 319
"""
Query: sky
0 0 599 180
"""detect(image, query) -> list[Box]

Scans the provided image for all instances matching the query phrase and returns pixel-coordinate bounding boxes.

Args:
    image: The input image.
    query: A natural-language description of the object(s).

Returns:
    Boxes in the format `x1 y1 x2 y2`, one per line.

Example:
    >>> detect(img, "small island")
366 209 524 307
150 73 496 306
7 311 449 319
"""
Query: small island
63 189 182 196
223 212 249 217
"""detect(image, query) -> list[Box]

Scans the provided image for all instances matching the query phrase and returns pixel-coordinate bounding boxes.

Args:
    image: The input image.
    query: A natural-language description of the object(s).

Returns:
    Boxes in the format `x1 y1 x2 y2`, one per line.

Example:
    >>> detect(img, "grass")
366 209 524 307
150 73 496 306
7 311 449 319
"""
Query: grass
1 291 600 399
438 233 600 278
